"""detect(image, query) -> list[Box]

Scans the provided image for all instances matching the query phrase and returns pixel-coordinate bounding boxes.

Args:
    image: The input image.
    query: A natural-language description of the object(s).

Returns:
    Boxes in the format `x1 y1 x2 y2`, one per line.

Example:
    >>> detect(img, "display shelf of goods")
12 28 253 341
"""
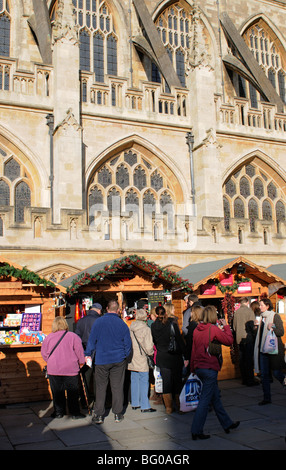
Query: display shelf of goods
0 310 46 346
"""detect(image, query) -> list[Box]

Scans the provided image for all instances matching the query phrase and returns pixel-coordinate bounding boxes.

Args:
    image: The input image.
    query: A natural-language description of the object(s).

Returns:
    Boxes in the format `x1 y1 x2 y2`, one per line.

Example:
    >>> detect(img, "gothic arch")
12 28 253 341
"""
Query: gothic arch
37 263 81 284
223 152 286 233
152 0 219 72
0 125 48 207
86 134 188 203
222 149 286 190
239 13 286 50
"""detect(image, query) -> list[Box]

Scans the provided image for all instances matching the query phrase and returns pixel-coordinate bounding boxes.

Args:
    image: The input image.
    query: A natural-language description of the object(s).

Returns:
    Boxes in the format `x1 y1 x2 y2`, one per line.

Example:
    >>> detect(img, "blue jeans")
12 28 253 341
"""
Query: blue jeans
191 368 233 434
259 352 285 401
130 371 151 410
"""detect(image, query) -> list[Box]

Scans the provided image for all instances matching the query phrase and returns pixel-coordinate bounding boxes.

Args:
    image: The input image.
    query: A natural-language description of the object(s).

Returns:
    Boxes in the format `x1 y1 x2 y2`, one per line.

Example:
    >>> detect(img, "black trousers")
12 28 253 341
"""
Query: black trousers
94 359 127 416
48 374 81 416
239 340 255 385
160 366 182 395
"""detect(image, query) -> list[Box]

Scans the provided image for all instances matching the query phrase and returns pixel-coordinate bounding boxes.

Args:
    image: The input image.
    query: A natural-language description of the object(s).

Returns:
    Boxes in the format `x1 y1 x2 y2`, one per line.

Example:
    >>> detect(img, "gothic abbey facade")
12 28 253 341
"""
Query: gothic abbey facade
1 0 286 281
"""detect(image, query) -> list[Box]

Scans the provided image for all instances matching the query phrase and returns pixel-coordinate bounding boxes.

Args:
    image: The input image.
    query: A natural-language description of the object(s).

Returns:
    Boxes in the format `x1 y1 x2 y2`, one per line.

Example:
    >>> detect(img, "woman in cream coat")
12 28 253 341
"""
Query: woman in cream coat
128 309 156 412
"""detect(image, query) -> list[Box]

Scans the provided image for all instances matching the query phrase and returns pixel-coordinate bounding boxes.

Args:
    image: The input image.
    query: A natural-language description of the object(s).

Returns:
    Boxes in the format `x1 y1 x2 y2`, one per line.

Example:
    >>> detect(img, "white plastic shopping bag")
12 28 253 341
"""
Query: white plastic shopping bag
179 373 202 412
154 366 163 393
262 329 278 355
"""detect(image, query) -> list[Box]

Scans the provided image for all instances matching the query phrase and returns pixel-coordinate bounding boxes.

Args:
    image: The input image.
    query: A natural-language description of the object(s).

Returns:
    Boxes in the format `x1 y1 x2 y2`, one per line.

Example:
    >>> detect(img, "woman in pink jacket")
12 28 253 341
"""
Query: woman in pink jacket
41 316 85 419
190 305 240 440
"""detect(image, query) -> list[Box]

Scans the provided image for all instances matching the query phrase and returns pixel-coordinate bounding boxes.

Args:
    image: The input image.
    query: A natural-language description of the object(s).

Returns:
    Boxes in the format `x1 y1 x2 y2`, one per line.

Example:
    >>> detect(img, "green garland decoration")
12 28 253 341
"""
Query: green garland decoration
214 275 251 294
0 263 55 288
67 254 193 295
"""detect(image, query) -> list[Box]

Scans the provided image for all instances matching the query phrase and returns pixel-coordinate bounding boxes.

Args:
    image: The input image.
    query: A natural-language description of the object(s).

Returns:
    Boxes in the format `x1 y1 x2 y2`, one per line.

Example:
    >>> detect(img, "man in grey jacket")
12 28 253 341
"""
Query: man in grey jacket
233 297 258 386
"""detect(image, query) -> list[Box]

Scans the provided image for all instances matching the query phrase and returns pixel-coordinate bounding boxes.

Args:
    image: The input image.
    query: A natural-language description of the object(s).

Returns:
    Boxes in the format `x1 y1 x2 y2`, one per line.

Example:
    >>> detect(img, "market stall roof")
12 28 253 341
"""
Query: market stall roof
59 254 193 295
0 257 66 293
266 263 286 281
178 256 286 291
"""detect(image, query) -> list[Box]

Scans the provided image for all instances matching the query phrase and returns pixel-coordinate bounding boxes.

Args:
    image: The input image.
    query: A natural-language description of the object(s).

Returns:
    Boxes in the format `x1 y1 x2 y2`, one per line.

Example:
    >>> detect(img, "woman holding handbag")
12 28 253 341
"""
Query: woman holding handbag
41 316 86 419
254 298 286 405
190 305 239 440
128 309 156 412
151 305 186 414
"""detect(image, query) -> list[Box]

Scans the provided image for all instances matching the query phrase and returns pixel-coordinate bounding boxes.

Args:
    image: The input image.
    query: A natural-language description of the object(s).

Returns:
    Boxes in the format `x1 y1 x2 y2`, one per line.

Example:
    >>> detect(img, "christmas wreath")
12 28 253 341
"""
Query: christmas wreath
67 254 193 295
214 275 251 294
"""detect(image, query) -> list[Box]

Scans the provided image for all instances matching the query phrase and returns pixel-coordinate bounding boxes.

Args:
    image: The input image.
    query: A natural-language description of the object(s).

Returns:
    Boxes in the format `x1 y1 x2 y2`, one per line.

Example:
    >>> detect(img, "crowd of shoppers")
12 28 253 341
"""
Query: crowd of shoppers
41 292 286 441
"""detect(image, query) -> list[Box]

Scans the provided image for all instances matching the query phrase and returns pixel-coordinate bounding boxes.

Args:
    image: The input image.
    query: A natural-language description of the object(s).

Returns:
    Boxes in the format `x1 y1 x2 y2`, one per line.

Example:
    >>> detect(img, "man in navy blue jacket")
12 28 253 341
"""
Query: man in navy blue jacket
75 302 102 406
85 299 132 424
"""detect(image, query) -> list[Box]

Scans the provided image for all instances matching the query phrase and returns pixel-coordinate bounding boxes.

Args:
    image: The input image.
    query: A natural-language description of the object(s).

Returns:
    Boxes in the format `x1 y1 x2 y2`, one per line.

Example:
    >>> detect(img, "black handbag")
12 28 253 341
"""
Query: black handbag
42 330 68 378
208 325 222 356
132 331 155 369
167 322 178 354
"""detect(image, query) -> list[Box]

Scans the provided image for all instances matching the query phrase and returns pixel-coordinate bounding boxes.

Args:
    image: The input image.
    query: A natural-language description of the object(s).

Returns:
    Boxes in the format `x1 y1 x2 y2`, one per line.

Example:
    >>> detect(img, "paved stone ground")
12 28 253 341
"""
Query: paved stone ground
0 378 285 451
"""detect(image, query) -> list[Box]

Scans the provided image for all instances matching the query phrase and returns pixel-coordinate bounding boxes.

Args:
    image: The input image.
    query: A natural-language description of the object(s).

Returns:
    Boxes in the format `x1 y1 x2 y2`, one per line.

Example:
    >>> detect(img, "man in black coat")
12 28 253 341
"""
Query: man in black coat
75 303 102 406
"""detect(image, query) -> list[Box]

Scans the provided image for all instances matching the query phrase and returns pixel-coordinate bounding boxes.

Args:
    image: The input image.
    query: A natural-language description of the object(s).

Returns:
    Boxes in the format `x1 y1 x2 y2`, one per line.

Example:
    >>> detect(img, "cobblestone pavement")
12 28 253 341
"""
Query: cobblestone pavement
0 378 285 451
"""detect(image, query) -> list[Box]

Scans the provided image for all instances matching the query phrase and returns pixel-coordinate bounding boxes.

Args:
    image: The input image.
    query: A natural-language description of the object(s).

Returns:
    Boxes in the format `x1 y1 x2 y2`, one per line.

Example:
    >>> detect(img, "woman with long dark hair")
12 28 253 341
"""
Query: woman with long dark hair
151 305 186 414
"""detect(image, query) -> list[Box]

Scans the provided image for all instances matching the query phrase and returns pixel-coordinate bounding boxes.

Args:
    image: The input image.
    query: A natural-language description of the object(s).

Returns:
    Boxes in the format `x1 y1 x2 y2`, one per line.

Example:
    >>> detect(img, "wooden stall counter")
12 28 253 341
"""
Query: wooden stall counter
0 257 66 404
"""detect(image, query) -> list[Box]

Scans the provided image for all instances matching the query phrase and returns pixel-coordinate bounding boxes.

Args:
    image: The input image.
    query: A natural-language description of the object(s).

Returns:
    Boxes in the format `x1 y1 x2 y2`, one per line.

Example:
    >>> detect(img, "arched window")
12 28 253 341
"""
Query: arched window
80 30 90 71
155 4 192 90
223 160 286 235
243 21 286 105
262 200 272 220
0 1 10 58
223 196 230 231
15 181 31 223
276 200 285 233
87 149 179 240
88 185 103 224
248 198 259 232
73 0 118 80
133 166 146 191
0 151 33 224
107 187 120 213
160 191 174 230
0 179 9 205
234 198 245 218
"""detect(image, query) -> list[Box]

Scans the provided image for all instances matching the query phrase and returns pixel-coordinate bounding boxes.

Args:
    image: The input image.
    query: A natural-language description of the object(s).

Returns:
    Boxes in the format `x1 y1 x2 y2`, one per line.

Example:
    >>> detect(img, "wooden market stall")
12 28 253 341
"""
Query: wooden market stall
59 254 193 331
176 256 286 380
0 257 66 404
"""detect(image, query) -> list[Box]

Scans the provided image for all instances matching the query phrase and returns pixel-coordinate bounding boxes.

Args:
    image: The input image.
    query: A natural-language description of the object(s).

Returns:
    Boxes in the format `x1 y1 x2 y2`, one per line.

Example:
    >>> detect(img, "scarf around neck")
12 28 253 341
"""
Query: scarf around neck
254 309 275 373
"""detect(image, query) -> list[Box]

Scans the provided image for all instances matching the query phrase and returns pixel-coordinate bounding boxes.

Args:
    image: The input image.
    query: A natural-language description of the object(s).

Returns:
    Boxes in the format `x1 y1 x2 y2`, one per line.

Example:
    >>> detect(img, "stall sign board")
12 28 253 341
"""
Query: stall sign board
220 274 234 286
200 283 216 295
237 282 252 294
20 312 42 332
148 291 166 311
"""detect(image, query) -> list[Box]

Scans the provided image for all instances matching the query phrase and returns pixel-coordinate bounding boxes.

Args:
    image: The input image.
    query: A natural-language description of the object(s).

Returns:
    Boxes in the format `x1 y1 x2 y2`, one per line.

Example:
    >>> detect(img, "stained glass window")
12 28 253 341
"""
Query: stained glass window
15 181 31 223
0 179 9 205
276 200 285 232
72 0 117 81
87 149 178 239
248 198 259 232
223 160 286 235
116 165 129 189
244 21 286 104
223 197 230 231
98 166 112 187
0 9 10 58
4 158 20 181
133 166 146 190
234 198 245 218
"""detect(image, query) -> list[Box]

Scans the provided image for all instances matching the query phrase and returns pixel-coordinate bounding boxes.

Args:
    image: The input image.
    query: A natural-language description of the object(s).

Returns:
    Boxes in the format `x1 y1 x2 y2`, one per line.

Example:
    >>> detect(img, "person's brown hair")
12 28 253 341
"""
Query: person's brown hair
191 305 204 322
202 305 218 325
155 305 168 324
250 300 260 316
